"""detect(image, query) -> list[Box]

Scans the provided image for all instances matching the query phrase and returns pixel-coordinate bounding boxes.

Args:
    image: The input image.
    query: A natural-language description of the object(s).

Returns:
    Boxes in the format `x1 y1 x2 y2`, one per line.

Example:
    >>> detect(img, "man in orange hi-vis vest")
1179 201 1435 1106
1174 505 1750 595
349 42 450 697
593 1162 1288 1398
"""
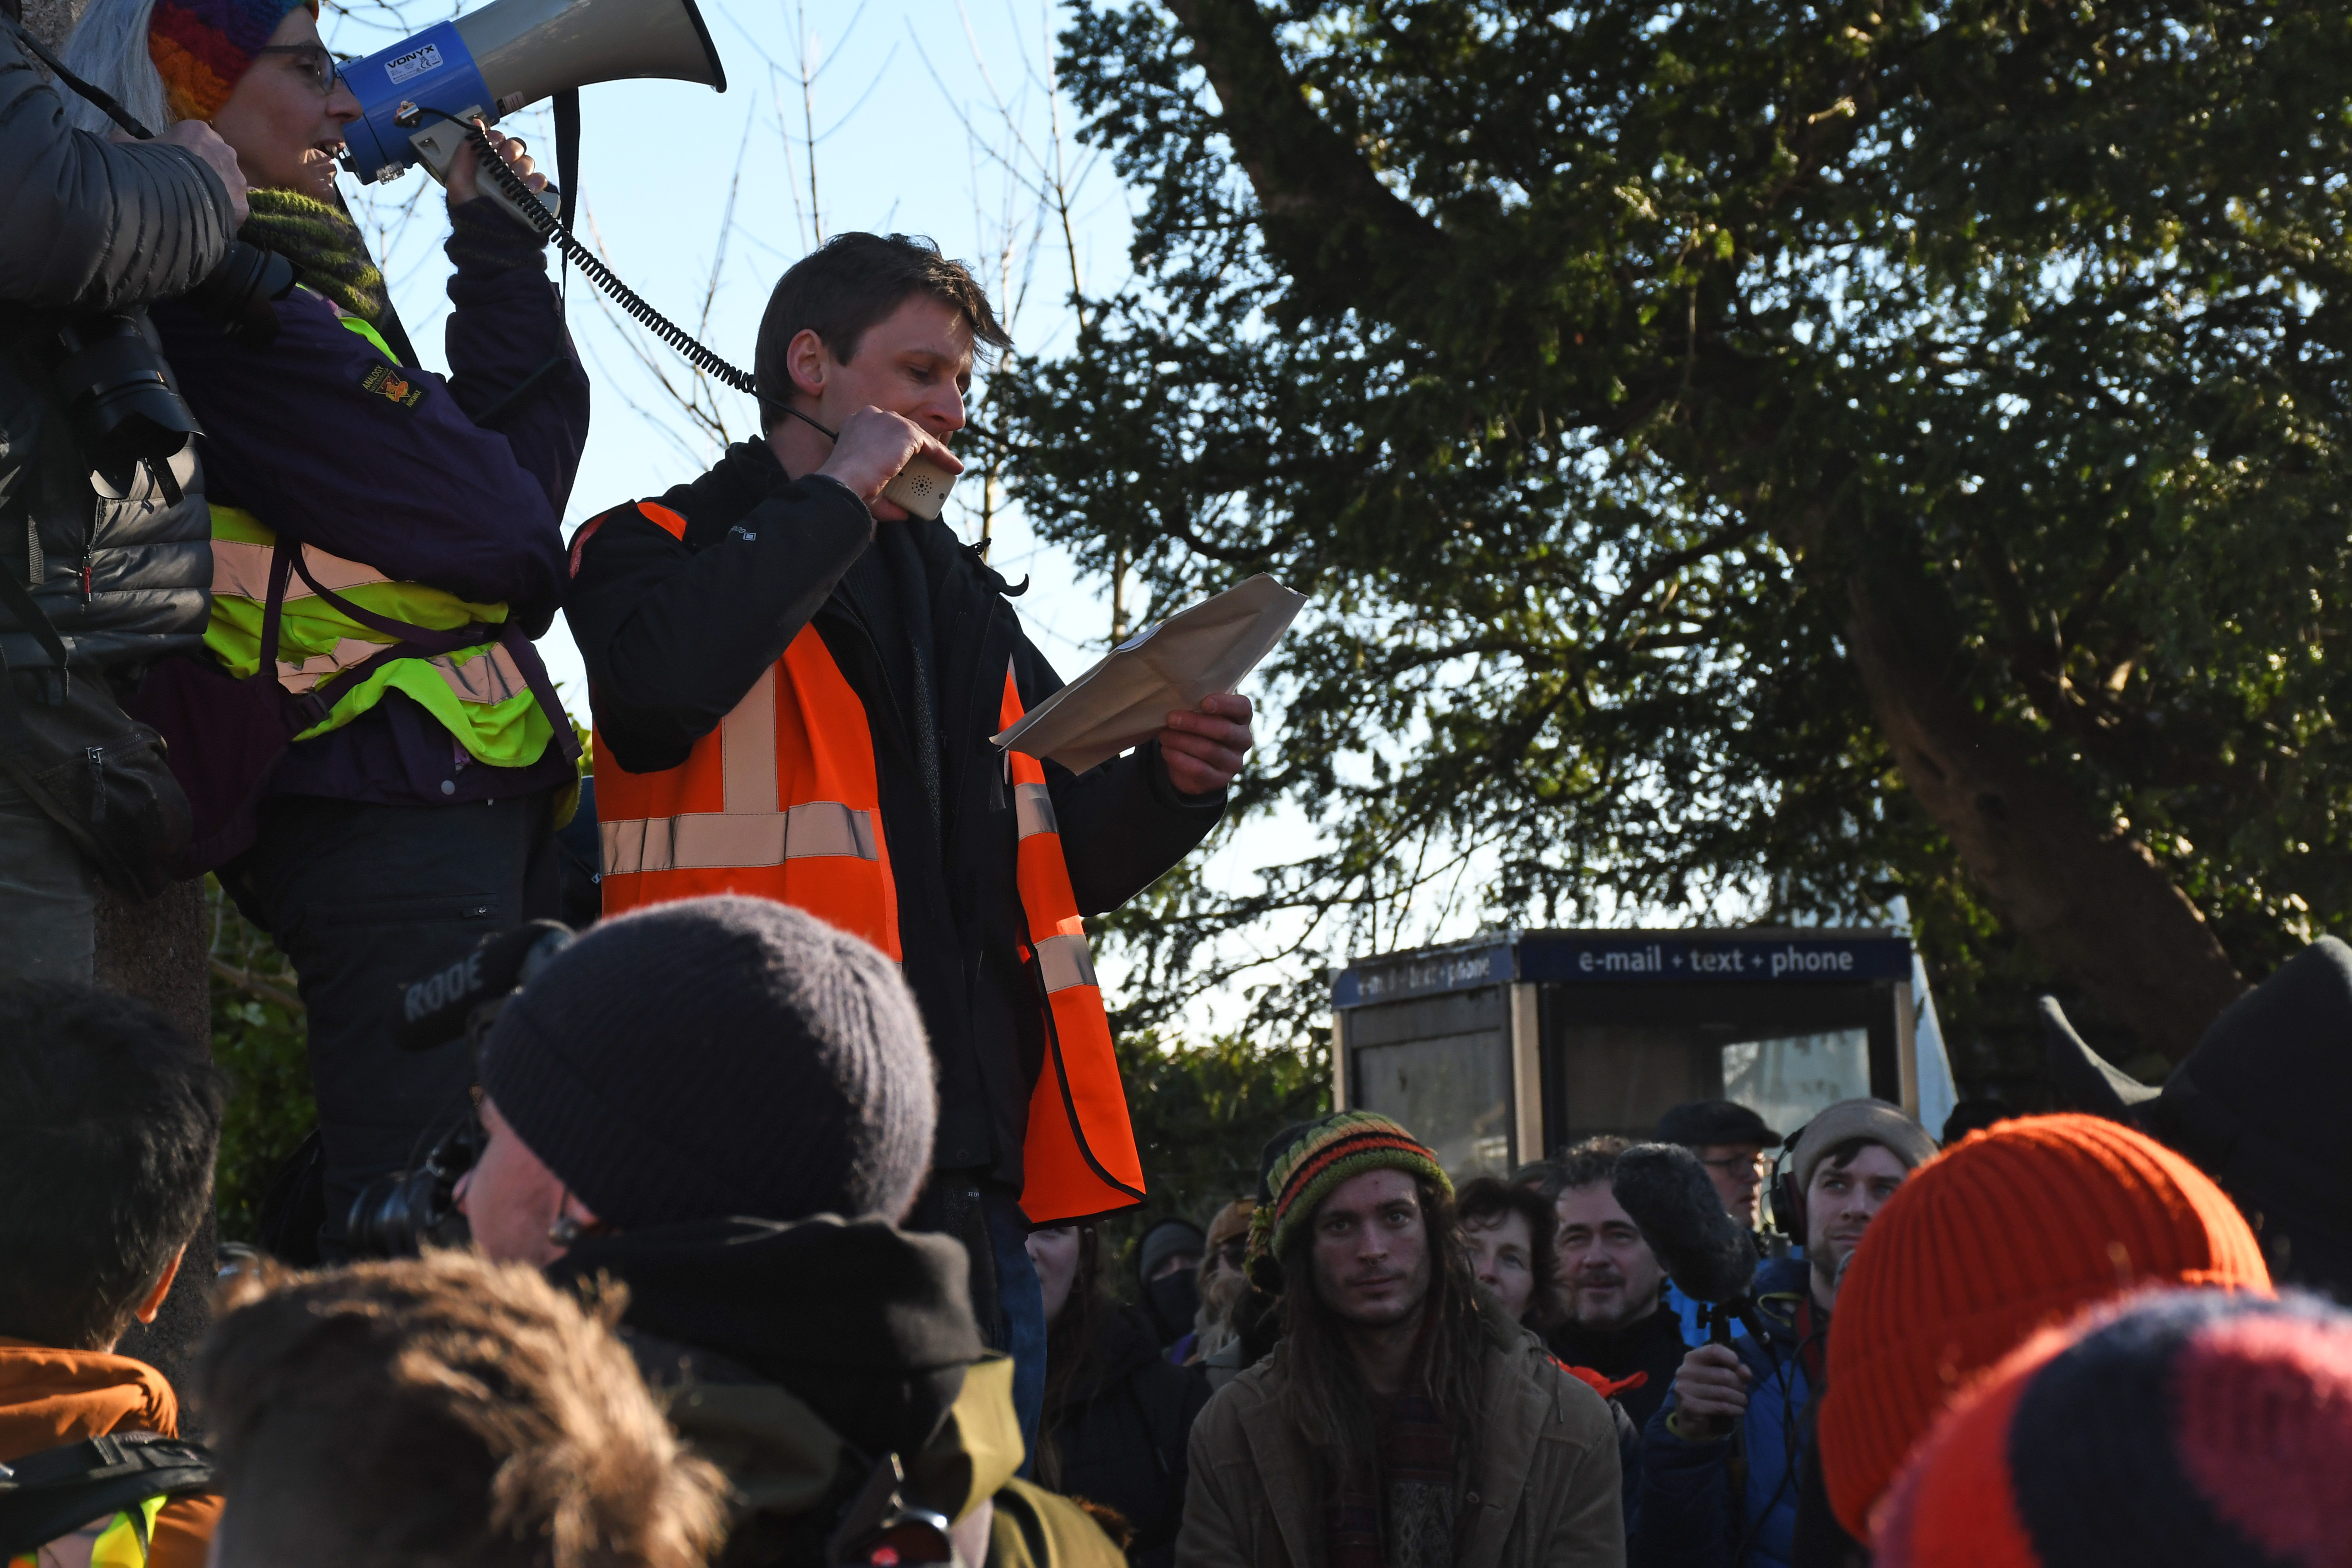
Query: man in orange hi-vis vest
563 233 1253 1463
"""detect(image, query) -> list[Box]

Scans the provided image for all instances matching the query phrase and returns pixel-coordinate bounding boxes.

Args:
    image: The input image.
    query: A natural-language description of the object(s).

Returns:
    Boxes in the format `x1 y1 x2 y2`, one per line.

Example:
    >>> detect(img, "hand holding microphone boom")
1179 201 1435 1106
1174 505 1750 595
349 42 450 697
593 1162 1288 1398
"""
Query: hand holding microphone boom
1610 1141 1759 1312
1613 1142 1760 1441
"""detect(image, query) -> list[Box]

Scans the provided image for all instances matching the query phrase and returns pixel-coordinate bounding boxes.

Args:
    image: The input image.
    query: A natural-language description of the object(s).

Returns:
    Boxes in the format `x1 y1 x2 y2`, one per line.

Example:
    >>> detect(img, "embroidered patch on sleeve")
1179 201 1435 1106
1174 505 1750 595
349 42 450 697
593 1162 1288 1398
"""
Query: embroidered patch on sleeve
360 364 426 409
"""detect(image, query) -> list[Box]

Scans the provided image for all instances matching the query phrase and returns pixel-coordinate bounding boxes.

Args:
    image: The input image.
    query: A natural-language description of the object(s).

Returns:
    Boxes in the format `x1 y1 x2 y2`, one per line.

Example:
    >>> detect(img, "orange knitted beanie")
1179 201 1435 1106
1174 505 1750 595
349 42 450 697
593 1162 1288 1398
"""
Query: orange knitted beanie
1818 1113 2271 1537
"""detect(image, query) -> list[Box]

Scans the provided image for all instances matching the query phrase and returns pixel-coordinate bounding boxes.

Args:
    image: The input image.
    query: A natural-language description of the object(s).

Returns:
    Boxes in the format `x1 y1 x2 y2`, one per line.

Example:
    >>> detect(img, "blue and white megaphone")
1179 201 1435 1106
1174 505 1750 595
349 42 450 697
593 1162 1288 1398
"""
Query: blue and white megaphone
339 0 724 229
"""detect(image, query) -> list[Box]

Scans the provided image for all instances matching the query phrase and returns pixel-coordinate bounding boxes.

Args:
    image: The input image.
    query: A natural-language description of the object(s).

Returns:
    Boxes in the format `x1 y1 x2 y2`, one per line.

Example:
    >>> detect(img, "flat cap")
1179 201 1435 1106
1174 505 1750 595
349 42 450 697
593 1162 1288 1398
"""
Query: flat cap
1656 1099 1784 1150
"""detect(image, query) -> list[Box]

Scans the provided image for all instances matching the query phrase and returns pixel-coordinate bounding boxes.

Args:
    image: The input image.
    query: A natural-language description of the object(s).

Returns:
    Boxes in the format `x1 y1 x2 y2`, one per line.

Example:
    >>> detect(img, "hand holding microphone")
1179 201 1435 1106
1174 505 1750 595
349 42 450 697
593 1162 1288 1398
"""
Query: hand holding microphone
816 406 964 521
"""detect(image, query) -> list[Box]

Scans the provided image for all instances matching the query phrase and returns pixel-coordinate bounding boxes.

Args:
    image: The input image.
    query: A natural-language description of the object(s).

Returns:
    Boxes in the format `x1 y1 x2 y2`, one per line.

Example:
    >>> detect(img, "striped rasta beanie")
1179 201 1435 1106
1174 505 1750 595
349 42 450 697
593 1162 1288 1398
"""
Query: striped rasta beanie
1821 1114 2272 1538
1249 1111 1452 1266
1873 1289 2352 1568
150 0 319 123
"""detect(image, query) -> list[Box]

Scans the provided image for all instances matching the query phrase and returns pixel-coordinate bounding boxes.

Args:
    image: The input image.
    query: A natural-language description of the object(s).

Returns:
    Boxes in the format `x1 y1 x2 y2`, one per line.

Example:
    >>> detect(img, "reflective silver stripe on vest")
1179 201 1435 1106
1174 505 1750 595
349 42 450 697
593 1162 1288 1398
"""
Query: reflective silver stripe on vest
1035 931 1098 994
599 801 879 876
1014 781 1057 839
267 637 529 703
433 642 530 706
598 668 885 877
212 535 393 601
724 664 779 812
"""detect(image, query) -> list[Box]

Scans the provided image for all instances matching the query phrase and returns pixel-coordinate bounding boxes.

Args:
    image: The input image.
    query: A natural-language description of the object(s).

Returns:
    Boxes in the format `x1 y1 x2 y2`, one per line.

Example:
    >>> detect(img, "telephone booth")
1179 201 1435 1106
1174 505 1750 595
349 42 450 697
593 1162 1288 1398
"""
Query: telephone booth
1331 929 1927 1180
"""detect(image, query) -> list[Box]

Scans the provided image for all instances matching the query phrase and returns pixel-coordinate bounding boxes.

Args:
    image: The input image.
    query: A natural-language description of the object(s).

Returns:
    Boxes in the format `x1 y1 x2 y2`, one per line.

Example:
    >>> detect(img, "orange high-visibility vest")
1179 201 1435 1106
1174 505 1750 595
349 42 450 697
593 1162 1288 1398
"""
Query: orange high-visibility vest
998 660 1148 1224
593 508 901 954
589 501 1143 1224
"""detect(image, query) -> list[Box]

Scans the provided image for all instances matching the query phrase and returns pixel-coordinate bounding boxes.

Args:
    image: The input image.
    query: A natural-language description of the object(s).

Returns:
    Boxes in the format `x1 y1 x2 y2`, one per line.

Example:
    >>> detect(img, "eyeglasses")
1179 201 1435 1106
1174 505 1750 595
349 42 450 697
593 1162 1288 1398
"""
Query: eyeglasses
254 43 346 98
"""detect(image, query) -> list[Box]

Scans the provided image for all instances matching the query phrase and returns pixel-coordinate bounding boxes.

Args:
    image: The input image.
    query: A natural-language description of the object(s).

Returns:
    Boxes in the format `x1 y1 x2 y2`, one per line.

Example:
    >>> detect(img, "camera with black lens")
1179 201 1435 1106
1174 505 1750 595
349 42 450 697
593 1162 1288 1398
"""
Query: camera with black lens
44 313 201 497
41 241 295 498
343 920 574 1259
345 1105 486 1258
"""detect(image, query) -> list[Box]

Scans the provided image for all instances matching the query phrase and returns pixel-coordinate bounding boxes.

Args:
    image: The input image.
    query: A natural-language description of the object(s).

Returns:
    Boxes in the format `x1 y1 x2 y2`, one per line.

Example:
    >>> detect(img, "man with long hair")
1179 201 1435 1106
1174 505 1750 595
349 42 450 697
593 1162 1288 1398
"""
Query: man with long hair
1179 1112 1624 1568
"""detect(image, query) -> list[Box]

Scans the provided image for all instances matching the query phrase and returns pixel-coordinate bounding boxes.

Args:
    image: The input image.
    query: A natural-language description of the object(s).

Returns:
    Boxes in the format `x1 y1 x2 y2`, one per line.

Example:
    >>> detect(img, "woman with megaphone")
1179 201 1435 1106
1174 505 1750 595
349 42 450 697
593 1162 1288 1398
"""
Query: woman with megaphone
62 0 590 1261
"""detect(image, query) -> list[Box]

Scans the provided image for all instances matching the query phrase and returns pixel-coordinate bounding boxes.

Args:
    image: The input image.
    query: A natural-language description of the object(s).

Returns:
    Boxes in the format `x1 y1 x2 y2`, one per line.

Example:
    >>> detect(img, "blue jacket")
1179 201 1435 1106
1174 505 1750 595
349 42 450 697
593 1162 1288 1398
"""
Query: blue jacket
1632 1258 1818 1568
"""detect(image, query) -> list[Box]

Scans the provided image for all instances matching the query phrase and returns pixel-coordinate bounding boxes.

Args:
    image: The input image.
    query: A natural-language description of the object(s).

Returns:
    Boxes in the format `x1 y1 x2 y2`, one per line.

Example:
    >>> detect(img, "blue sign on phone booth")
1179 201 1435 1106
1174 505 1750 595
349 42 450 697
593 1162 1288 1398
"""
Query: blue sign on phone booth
1331 928 1926 1181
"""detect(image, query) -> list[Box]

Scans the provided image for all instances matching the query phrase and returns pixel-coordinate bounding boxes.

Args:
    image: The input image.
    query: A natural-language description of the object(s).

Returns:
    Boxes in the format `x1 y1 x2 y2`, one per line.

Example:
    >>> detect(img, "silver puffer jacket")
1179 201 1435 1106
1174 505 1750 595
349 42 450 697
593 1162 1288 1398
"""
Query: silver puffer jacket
0 15 234 674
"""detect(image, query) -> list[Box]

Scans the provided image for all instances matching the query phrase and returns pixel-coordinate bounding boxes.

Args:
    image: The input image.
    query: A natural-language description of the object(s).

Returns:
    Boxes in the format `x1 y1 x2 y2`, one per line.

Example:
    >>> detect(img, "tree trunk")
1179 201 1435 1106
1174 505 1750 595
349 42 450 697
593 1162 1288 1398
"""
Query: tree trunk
95 880 219 1422
1162 0 2251 1063
1839 559 2247 1061
19 0 92 50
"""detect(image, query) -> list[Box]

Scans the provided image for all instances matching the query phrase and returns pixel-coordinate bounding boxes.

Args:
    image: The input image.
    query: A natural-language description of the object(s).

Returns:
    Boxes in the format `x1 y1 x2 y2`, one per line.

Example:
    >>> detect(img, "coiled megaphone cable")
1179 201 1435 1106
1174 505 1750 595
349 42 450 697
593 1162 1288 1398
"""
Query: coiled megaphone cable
404 107 758 398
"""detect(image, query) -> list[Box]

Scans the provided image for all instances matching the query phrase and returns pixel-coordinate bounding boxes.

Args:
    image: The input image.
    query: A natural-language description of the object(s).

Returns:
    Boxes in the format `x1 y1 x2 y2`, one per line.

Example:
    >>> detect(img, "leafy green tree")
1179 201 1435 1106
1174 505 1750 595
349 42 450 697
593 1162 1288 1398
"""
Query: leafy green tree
1096 1026 1329 1288
207 878 315 1241
1005 0 2352 1063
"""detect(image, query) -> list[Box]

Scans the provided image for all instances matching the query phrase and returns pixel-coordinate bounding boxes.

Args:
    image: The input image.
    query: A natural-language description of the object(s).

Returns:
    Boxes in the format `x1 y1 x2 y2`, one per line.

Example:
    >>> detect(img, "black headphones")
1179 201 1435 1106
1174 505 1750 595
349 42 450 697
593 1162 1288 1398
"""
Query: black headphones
1765 1125 1807 1251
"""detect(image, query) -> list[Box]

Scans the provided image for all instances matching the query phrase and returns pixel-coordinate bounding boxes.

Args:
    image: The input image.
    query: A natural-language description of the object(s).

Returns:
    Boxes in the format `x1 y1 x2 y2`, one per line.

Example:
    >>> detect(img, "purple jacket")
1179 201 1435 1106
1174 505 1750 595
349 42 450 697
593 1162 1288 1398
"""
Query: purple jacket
151 199 588 806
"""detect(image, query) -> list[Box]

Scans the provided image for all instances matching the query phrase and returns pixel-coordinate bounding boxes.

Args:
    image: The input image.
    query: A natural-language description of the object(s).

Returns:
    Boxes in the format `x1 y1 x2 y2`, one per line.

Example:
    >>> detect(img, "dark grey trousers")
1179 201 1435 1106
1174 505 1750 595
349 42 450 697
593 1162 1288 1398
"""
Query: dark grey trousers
222 789 560 1257
0 771 99 982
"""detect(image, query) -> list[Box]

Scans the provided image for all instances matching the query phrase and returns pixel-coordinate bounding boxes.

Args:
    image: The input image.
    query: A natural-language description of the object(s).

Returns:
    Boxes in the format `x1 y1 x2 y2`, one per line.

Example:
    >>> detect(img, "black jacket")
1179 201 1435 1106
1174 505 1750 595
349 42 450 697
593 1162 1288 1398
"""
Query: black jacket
548 1216 985 1461
1041 1304 1208 1568
0 22 235 674
547 1216 994 1568
566 441 1225 1185
1548 1300 1690 1434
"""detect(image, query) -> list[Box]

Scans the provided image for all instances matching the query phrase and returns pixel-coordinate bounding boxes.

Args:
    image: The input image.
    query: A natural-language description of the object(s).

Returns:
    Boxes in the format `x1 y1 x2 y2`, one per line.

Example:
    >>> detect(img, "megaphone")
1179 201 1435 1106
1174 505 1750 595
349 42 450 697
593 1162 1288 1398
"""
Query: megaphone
340 0 724 229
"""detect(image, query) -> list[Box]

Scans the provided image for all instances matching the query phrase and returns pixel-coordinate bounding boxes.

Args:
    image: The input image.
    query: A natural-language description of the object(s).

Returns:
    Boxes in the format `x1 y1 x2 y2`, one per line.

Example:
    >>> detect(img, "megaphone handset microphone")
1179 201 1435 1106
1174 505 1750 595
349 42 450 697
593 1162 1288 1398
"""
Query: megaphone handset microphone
770 405 961 523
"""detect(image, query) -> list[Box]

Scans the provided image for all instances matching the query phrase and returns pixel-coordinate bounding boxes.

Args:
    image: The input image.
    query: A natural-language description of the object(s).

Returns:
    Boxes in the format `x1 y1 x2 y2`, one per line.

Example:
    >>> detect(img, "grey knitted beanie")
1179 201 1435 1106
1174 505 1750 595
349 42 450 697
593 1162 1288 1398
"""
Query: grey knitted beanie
479 895 936 1229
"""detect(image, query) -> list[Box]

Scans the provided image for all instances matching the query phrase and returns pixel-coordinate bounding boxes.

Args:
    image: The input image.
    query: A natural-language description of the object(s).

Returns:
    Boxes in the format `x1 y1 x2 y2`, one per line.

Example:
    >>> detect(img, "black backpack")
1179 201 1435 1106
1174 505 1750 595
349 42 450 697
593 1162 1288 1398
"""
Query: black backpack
0 1432 216 1563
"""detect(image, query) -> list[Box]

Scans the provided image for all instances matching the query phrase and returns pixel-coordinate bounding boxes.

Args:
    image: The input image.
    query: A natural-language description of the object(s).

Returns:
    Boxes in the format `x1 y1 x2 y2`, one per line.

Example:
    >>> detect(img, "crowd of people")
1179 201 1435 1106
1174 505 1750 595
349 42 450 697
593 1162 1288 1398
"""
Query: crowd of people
7 0 2352 1564
7 907 2351 1568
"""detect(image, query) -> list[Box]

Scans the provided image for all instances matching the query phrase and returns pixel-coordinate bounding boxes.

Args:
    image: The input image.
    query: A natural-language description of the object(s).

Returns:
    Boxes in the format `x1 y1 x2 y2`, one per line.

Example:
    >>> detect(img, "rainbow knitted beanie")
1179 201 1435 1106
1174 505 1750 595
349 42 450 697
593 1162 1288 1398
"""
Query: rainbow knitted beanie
1249 1111 1453 1266
150 0 318 122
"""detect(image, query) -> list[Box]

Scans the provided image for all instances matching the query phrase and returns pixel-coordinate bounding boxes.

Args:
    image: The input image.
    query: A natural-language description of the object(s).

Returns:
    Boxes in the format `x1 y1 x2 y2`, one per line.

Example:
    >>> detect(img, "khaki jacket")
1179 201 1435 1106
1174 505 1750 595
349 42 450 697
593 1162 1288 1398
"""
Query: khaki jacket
1175 1307 1625 1568
655 1349 1121 1568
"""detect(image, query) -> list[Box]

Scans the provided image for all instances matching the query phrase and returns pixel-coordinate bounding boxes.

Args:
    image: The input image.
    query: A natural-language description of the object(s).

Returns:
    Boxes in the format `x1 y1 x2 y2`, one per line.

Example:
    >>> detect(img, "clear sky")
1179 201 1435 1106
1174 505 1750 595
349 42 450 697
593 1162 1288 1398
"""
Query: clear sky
316 0 1362 1035
307 0 1957 1054
325 0 1137 691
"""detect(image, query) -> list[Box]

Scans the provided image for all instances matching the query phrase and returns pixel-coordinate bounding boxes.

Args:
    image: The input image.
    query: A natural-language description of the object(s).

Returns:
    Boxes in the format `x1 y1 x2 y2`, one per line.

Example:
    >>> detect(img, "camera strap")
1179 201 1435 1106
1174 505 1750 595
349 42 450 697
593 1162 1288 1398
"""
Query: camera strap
0 1432 216 1559
0 564 74 692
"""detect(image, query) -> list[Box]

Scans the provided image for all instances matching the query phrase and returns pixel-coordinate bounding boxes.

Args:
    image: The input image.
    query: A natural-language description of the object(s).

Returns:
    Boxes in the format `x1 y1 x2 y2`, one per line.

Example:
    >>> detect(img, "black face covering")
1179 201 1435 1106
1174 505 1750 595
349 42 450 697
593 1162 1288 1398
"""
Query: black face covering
1144 1270 1200 1344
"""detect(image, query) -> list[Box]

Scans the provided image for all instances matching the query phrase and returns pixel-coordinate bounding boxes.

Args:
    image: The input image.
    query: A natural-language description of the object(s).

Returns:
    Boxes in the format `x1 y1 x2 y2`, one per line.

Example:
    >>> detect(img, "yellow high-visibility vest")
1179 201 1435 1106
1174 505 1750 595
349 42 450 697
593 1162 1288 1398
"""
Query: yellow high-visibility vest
198 316 559 768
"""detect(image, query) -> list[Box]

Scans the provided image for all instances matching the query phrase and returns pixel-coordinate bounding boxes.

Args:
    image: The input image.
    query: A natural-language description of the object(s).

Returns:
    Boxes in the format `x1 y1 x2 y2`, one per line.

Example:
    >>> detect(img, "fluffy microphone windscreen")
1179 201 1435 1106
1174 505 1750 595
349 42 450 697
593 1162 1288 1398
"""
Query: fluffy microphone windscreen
1612 1141 1759 1305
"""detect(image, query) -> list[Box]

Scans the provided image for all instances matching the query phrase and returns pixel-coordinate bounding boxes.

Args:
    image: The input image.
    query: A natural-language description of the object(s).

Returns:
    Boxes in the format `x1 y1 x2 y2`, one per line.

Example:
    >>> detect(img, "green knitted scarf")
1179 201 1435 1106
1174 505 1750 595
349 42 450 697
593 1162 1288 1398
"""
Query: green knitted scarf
239 189 388 325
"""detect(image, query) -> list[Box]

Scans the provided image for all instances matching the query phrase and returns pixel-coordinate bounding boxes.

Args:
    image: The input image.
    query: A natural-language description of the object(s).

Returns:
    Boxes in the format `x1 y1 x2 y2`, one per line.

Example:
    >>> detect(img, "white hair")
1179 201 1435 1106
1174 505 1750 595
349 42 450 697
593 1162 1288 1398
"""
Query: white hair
57 0 174 138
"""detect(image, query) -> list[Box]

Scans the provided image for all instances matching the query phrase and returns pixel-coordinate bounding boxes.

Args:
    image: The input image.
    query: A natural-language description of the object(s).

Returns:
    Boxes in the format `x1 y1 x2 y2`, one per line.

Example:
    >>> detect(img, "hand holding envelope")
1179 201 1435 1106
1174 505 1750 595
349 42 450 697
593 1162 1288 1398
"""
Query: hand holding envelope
992 574 1308 777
